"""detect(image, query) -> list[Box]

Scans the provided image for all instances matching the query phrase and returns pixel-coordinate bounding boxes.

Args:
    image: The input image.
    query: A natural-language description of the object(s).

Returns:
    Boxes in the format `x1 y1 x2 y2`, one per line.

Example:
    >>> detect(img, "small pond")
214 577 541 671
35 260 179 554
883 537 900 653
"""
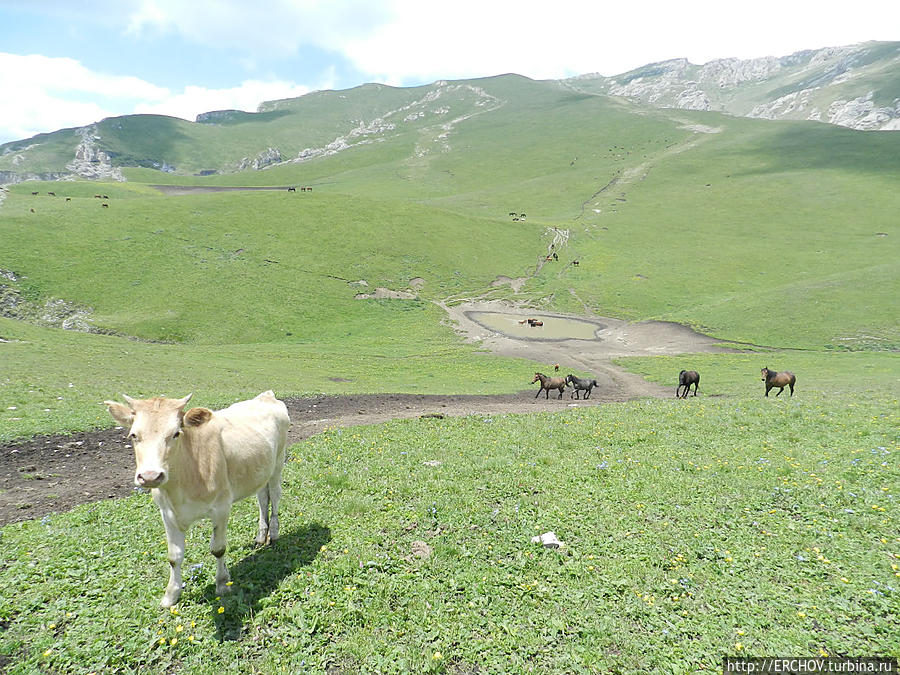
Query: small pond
466 311 605 341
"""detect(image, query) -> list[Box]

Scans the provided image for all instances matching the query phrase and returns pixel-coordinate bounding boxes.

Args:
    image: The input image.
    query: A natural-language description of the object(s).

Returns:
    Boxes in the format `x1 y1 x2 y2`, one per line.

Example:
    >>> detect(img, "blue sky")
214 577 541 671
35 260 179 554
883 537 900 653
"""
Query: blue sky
1 0 897 144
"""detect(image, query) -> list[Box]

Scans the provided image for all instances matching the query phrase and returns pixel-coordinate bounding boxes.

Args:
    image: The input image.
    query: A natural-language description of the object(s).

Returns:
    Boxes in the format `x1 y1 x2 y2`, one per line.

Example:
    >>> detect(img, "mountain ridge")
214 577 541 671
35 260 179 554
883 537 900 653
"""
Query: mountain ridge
568 41 899 130
0 42 897 183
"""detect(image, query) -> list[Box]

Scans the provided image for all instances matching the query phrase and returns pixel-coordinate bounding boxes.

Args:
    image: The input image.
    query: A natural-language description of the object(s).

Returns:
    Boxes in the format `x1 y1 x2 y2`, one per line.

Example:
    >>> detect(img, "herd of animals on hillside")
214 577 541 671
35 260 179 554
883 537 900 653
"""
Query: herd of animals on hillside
531 365 796 399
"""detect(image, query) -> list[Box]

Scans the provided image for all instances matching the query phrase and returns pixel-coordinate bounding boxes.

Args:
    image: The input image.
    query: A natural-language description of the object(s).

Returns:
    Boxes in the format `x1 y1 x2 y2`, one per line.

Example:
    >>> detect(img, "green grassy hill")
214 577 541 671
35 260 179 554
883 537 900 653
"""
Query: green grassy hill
1 73 898 441
1 71 899 673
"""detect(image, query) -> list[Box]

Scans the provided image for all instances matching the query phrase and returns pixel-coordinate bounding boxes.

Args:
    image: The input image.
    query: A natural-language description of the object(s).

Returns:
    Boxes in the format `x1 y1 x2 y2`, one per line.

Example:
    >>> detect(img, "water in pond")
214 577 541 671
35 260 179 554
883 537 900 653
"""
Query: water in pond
466 311 605 340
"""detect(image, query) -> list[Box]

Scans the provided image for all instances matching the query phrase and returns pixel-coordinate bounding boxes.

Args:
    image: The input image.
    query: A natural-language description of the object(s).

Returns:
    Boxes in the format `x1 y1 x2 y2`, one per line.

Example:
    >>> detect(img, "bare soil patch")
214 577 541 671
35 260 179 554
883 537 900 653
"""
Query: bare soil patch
0 389 642 527
150 185 294 196
439 300 731 397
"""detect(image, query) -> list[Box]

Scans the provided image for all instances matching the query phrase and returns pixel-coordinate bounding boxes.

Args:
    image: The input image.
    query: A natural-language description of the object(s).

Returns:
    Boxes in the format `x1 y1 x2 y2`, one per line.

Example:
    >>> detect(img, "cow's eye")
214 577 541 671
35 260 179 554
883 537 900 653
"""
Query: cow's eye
128 432 136 440
173 430 181 438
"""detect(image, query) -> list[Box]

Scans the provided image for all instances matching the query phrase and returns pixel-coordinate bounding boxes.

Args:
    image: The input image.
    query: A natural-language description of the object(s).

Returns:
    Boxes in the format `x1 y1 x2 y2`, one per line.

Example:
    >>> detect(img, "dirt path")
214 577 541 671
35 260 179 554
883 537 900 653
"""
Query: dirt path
0 390 635 527
0 300 729 527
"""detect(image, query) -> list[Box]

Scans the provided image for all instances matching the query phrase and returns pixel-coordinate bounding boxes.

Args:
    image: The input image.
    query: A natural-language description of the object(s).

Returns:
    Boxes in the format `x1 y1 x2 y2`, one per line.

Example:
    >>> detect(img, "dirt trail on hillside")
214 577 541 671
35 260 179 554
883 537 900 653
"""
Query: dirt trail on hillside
0 391 636 527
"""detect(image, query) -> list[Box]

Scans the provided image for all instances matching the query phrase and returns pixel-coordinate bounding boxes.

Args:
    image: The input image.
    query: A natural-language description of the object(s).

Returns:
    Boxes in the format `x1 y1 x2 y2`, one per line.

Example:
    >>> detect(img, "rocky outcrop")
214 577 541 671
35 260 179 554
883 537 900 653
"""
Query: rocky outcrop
195 110 242 123
826 93 900 130
584 42 900 131
66 126 125 181
237 147 282 170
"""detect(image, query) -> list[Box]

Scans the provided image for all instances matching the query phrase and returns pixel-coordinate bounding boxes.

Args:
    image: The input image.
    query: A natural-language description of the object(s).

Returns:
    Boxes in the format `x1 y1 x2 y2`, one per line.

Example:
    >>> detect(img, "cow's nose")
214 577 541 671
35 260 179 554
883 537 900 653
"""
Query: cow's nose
137 470 164 486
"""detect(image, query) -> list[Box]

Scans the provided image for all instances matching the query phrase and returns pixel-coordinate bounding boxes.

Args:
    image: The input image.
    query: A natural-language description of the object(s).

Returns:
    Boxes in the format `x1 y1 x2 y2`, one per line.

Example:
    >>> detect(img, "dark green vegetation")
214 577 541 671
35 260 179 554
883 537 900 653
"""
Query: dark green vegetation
1 71 898 672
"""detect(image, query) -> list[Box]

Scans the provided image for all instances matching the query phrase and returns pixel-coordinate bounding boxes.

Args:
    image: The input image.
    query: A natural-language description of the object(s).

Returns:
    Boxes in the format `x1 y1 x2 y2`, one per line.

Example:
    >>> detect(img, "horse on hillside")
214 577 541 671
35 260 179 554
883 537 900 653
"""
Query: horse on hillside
761 367 796 397
532 372 566 399
566 374 599 399
676 370 700 398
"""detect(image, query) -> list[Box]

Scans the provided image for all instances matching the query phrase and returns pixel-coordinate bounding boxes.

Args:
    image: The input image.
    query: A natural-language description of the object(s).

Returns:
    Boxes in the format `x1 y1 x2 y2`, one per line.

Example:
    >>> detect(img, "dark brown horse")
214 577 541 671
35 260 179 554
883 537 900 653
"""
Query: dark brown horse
676 370 700 398
532 372 566 399
761 367 795 397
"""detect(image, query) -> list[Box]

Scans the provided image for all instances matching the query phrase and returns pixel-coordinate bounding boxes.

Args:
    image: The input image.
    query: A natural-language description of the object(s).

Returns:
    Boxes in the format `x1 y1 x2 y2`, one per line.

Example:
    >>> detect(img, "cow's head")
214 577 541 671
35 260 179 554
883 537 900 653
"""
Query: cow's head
104 394 193 488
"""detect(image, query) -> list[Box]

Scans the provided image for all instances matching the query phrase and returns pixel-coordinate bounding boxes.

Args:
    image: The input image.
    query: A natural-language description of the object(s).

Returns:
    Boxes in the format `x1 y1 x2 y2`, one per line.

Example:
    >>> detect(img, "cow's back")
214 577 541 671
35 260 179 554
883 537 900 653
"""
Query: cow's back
215 391 290 501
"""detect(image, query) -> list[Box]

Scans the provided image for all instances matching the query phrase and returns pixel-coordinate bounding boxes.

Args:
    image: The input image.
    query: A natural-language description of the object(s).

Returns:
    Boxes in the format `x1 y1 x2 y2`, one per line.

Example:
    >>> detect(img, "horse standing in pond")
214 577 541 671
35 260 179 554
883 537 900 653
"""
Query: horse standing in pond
566 374 599 399
761 367 796 397
532 372 566 399
676 370 700 398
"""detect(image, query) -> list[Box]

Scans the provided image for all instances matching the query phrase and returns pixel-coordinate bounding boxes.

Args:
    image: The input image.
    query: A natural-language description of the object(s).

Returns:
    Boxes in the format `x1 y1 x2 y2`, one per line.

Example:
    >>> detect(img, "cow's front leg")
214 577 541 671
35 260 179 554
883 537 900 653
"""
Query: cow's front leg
160 513 185 608
210 511 231 596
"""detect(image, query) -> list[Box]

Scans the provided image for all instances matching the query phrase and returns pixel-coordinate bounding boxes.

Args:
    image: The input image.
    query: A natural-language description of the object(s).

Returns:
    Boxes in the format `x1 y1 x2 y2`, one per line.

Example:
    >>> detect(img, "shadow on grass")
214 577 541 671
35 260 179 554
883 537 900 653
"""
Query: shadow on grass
206 522 331 641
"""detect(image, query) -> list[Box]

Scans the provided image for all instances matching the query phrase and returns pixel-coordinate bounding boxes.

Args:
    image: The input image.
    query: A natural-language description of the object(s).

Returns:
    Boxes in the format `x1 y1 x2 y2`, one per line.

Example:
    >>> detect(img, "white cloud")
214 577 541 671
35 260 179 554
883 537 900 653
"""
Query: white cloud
0 53 324 143
335 0 900 81
0 53 170 143
123 0 391 58
133 80 314 120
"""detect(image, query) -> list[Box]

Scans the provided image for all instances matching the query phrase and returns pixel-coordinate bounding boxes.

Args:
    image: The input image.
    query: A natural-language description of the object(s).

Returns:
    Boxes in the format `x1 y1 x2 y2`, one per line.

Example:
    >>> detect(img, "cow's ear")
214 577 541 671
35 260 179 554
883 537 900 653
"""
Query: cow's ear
183 407 212 427
104 400 134 427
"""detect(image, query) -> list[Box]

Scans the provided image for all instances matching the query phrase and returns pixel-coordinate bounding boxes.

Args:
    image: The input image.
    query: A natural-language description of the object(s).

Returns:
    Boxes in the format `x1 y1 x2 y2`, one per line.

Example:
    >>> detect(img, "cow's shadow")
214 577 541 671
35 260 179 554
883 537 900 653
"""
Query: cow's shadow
203 522 331 641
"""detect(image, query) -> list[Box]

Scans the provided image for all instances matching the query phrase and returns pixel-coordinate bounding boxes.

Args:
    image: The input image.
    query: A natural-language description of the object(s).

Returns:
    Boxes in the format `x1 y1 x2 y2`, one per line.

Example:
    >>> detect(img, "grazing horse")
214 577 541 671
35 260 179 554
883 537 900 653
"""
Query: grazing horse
532 372 566 399
676 370 700 398
761 367 795 397
566 374 599 399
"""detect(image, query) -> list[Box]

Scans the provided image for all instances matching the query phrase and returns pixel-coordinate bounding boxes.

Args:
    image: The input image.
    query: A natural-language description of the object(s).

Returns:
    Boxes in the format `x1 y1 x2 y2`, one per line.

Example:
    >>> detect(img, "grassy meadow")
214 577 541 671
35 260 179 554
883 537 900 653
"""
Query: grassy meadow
1 369 897 672
1 74 899 672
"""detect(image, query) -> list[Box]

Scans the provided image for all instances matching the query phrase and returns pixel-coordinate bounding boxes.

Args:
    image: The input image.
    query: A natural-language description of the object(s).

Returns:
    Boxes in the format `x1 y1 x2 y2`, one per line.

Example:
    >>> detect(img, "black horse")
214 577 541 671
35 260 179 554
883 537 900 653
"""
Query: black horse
565 374 599 399
676 370 700 398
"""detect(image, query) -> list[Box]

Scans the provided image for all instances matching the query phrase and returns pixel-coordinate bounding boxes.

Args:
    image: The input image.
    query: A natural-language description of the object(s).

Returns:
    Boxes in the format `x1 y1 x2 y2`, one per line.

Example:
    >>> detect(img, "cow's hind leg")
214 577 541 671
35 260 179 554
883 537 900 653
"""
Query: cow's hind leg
264 464 284 544
210 510 231 595
255 486 271 546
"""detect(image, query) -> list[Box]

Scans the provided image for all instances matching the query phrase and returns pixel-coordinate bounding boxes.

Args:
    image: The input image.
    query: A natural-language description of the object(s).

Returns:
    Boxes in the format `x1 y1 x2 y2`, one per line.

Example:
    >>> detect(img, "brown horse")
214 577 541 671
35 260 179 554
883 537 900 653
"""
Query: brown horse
761 367 795 397
676 370 700 398
532 372 566 399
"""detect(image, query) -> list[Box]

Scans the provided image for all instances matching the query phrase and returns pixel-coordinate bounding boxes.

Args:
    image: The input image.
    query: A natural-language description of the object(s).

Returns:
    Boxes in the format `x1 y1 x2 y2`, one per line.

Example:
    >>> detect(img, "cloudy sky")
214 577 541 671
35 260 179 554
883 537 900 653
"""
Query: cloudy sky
1 0 897 144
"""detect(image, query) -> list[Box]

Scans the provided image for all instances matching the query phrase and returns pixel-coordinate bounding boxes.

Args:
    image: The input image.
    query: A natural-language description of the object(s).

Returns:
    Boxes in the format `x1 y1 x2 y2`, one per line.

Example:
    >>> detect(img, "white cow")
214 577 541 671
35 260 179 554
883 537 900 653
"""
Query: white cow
104 390 290 607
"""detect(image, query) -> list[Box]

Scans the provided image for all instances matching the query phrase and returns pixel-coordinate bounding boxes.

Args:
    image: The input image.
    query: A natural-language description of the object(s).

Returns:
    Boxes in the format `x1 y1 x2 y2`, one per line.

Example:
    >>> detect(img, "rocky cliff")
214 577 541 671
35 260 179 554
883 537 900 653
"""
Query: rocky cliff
569 41 900 131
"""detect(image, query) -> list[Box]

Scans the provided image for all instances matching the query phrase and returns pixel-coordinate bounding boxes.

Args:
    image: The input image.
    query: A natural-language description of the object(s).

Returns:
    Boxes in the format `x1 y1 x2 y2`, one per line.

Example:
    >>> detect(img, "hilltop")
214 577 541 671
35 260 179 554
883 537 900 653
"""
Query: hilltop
0 42 897 182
